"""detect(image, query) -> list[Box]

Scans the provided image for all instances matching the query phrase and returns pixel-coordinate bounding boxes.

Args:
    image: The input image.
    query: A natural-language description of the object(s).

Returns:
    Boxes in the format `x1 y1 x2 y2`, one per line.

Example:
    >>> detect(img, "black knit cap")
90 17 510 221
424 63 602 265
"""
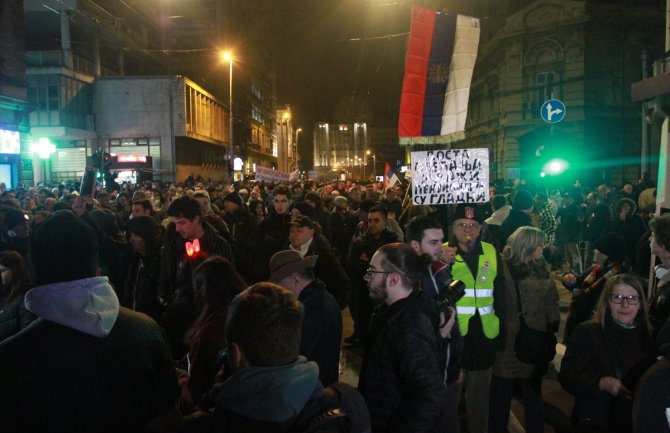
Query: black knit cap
224 192 243 206
594 232 627 263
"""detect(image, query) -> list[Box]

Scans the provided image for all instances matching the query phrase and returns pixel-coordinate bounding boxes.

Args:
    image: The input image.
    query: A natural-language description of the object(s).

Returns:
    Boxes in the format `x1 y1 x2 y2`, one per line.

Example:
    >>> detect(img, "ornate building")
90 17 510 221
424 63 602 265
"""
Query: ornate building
444 0 664 187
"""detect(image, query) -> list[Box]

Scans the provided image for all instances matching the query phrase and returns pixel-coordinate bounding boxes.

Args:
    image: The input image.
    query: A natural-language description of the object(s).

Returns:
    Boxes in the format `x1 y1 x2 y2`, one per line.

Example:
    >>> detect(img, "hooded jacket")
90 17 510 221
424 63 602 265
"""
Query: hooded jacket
0 276 177 433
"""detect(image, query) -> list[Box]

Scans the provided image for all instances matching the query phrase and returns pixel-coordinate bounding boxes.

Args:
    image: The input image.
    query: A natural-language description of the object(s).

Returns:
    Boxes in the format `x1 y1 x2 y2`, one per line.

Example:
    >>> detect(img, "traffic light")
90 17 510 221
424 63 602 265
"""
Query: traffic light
541 158 569 177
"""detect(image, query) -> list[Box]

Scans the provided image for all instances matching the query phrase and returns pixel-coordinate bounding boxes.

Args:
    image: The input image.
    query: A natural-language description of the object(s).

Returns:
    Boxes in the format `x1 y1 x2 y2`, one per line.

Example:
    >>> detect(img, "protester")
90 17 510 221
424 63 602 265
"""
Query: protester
358 242 450 433
183 256 245 410
346 205 399 347
406 216 462 433
0 250 35 341
449 204 505 433
0 210 177 432
563 232 628 342
121 215 164 320
490 226 560 433
288 215 350 309
269 249 343 387
180 282 370 432
559 274 655 433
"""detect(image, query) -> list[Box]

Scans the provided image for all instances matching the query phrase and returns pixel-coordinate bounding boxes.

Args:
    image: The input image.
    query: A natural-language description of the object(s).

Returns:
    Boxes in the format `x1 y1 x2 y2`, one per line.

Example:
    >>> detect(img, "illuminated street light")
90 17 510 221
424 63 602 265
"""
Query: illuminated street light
222 51 234 179
295 127 302 171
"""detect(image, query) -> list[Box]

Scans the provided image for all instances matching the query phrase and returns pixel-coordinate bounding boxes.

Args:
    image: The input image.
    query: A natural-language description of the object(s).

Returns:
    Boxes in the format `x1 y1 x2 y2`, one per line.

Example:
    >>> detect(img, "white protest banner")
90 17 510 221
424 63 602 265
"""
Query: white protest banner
411 148 489 205
255 166 290 183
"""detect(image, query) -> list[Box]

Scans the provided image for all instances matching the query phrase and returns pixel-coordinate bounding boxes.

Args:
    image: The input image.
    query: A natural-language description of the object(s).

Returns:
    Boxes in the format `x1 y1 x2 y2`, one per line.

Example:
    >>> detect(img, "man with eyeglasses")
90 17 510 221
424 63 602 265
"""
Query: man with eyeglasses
358 242 449 433
254 184 293 281
447 204 504 433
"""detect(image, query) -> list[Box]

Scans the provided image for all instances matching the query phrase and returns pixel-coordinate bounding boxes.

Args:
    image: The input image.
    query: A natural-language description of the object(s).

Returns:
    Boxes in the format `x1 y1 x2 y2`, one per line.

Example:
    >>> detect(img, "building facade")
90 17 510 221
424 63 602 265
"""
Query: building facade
0 0 28 188
441 0 664 187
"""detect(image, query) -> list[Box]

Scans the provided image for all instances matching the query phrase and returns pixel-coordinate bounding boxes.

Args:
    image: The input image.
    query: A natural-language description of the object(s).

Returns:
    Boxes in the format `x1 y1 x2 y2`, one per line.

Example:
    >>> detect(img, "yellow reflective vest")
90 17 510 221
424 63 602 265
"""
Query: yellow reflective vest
448 241 500 339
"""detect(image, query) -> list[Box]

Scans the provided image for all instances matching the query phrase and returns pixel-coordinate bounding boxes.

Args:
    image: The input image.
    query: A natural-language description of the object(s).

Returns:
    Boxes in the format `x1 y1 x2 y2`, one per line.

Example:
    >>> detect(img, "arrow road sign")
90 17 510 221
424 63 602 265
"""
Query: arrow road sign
540 99 566 123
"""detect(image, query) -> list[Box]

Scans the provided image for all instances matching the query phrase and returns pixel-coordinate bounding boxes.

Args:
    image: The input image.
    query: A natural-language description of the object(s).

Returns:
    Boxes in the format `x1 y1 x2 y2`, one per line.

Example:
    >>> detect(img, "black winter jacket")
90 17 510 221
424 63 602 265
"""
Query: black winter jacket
0 292 36 341
0 308 178 433
359 290 448 433
559 316 655 433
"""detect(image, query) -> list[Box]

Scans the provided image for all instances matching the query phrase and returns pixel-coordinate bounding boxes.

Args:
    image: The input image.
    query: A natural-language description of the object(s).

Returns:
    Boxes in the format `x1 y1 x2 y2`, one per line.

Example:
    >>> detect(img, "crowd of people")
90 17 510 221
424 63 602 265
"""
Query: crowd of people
0 174 668 432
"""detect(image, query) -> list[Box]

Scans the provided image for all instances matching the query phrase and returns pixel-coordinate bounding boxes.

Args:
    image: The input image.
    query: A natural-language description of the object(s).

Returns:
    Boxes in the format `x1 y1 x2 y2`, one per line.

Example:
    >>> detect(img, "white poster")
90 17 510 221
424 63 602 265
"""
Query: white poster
411 148 489 205
255 166 290 183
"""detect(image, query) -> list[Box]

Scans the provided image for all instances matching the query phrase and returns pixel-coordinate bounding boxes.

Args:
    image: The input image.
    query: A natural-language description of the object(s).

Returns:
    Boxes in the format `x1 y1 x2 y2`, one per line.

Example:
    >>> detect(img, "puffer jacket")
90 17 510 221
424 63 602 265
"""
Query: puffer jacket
359 290 448 433
493 259 560 379
0 292 36 341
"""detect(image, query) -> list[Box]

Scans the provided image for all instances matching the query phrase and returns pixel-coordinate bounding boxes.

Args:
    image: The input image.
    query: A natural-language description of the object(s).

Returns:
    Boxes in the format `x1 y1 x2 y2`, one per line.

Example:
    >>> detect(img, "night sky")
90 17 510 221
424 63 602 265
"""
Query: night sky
254 0 416 164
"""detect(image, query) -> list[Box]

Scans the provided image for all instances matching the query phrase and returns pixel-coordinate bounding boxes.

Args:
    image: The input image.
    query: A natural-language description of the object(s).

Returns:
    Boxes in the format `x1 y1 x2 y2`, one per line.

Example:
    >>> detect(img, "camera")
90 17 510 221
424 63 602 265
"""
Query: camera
435 278 466 322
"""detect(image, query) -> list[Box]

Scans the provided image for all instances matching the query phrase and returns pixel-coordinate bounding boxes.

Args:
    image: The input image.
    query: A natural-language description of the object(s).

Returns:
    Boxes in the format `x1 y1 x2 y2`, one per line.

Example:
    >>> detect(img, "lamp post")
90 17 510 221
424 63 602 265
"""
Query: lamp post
294 128 302 172
223 52 234 180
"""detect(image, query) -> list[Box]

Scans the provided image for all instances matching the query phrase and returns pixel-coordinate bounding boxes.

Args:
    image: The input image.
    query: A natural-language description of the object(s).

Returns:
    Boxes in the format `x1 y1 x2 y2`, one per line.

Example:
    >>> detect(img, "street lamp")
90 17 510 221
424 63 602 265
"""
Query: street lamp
295 127 302 171
223 52 234 179
363 150 377 177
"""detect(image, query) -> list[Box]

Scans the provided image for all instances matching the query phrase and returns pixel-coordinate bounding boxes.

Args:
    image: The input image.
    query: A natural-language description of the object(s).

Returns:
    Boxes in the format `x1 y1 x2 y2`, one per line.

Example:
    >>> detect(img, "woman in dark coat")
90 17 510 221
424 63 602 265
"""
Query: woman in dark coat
0 250 35 340
562 232 629 342
490 226 560 433
183 256 246 410
559 274 656 433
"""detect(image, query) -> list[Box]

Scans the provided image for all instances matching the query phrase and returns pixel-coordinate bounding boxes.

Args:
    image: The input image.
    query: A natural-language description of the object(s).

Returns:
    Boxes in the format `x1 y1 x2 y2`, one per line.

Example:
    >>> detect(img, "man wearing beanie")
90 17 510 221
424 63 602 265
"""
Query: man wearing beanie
222 191 257 282
304 191 333 242
0 210 177 432
0 208 30 257
499 189 535 247
562 231 628 341
446 204 505 433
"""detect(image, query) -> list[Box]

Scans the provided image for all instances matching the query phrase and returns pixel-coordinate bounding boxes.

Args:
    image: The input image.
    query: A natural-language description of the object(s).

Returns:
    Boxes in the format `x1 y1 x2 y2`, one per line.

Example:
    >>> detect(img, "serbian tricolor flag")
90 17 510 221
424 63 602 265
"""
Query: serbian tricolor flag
398 7 480 145
383 163 393 189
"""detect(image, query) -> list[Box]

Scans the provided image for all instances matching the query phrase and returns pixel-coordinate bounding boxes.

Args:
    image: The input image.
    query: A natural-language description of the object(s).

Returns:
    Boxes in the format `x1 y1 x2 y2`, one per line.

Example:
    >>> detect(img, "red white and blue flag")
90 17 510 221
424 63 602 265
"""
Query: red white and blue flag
398 7 480 145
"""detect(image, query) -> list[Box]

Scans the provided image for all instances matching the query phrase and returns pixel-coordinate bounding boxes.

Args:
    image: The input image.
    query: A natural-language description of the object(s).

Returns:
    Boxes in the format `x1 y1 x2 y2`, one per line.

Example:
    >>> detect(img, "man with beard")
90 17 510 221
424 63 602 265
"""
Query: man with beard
407 216 461 433
358 242 450 433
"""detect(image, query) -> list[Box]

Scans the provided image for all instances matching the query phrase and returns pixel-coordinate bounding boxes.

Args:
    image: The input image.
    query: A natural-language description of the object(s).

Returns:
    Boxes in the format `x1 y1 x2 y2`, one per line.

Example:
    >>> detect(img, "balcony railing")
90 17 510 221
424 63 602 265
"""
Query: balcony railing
26 51 118 77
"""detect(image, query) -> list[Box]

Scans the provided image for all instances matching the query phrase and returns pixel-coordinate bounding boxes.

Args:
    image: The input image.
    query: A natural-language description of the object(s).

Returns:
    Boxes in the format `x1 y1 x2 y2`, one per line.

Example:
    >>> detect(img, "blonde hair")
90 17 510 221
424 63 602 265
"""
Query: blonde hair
502 226 546 265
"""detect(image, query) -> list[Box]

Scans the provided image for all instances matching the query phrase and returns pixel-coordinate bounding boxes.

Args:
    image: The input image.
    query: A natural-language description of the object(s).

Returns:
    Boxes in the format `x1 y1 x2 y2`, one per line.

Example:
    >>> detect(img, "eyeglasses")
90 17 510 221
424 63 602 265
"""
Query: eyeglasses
609 294 641 305
365 268 390 279
456 222 480 230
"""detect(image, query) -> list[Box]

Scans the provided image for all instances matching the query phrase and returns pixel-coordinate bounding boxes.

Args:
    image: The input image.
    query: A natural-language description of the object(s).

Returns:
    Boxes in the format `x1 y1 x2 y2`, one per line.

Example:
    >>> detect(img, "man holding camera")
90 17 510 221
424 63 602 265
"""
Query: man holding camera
448 205 505 433
407 216 462 433
358 242 452 433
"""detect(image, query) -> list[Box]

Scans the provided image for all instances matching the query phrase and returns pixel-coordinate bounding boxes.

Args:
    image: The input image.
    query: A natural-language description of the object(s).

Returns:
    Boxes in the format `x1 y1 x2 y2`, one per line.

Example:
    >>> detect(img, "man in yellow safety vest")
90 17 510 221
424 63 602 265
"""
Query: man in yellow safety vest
445 204 505 433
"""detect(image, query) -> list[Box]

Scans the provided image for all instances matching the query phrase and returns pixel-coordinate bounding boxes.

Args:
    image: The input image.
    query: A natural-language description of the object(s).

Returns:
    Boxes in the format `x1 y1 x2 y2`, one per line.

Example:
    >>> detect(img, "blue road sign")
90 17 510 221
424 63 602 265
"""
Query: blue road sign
540 99 566 123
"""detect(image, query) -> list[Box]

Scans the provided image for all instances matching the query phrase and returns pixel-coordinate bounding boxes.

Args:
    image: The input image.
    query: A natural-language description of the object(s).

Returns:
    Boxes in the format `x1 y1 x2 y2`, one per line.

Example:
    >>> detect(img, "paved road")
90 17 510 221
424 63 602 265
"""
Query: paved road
338 272 576 433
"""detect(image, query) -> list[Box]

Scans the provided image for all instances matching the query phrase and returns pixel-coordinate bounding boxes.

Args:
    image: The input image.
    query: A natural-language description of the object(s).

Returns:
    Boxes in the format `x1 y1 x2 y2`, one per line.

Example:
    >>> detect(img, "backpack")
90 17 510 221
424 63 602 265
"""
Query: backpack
197 382 361 433
288 382 353 433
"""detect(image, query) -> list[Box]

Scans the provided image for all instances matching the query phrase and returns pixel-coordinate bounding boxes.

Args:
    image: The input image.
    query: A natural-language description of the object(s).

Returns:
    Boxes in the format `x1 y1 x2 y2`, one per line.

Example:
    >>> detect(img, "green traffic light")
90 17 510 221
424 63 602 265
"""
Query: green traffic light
542 158 568 175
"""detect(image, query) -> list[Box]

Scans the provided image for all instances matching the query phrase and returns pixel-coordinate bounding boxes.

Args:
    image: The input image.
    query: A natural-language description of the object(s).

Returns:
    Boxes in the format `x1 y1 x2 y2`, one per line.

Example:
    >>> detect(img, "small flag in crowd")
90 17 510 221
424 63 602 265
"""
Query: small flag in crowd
383 163 393 189
398 6 480 145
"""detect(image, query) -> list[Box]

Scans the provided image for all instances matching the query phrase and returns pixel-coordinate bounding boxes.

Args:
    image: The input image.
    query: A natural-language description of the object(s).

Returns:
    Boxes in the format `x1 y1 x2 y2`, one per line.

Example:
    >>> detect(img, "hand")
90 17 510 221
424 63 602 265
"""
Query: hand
442 246 457 265
598 376 631 399
438 307 456 339
457 369 465 385
562 273 577 286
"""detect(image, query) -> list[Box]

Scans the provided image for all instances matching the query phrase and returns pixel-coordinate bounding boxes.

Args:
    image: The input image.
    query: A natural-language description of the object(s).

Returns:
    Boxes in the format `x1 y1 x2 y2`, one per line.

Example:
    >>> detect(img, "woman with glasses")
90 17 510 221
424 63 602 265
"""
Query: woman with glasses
489 226 560 433
559 274 656 433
